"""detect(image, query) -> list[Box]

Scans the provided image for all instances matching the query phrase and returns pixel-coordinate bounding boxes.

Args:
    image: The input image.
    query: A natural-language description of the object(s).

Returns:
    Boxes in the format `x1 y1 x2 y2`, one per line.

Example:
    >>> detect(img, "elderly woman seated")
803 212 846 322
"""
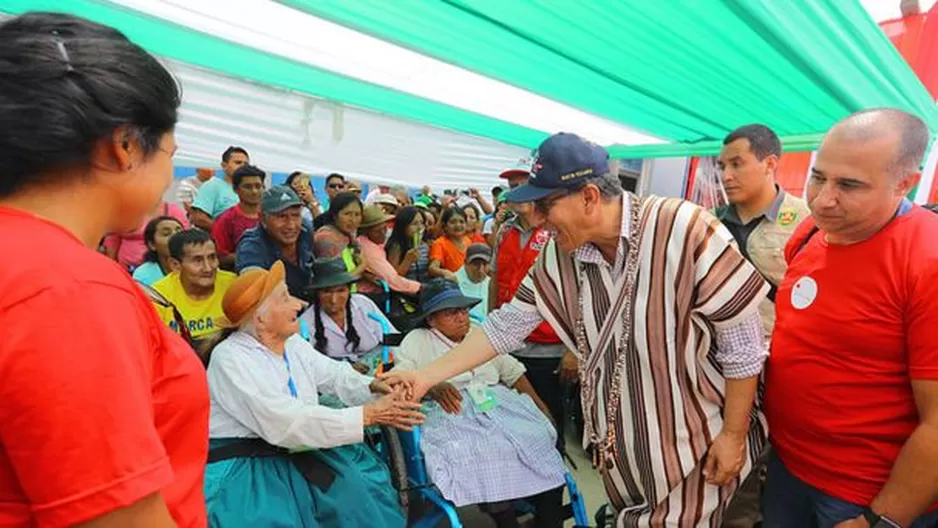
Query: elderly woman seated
299 258 397 373
396 279 567 528
204 261 423 527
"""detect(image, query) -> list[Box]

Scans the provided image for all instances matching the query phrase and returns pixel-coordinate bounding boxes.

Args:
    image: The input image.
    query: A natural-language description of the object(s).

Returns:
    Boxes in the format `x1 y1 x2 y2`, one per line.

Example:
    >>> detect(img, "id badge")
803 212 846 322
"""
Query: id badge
467 381 498 412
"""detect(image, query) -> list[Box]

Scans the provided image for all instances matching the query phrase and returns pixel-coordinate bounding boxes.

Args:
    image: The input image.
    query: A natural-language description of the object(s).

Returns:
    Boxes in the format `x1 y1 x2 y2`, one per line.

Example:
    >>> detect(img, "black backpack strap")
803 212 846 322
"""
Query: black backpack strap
791 225 820 259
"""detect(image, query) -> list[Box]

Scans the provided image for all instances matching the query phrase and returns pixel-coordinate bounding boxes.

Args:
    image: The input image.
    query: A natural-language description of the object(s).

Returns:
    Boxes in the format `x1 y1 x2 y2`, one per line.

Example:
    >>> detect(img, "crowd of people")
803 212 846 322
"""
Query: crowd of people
3 11 938 528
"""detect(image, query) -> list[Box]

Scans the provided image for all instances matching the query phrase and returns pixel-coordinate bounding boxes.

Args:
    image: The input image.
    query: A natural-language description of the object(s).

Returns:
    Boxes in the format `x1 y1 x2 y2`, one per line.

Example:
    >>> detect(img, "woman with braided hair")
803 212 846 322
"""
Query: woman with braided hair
299 258 398 373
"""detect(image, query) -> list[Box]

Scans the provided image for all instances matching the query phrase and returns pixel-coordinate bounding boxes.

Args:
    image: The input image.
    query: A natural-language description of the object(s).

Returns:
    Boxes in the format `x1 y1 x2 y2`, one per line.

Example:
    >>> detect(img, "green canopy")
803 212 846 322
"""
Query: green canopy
287 0 938 155
3 0 936 157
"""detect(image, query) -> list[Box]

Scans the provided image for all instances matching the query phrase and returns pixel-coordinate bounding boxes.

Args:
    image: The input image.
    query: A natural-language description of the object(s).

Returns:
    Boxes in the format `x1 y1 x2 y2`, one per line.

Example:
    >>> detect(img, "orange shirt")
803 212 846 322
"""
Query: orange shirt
430 235 471 272
0 207 209 527
468 232 487 245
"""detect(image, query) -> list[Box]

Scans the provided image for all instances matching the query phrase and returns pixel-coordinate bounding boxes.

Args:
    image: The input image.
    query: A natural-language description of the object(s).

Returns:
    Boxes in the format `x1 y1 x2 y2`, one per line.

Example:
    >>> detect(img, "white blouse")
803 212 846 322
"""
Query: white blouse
396 326 525 391
207 332 374 450
298 294 393 361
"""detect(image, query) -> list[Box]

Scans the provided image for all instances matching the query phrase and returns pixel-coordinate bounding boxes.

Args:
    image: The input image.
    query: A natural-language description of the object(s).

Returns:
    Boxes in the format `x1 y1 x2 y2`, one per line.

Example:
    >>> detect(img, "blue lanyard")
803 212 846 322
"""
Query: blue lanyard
283 351 298 398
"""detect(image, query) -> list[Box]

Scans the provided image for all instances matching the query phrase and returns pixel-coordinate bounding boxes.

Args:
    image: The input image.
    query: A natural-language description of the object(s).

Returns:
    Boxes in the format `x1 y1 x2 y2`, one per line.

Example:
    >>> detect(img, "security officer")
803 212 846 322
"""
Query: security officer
714 124 810 527
715 124 811 339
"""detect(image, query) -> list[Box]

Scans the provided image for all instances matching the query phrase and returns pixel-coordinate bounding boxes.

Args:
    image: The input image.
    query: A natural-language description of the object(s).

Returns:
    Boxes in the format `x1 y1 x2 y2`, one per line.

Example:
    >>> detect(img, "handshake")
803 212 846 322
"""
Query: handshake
362 370 431 430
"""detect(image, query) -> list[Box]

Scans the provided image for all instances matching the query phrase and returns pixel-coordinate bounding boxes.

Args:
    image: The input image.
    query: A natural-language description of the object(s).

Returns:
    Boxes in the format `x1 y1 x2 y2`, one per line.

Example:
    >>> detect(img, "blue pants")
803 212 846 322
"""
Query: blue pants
762 451 938 528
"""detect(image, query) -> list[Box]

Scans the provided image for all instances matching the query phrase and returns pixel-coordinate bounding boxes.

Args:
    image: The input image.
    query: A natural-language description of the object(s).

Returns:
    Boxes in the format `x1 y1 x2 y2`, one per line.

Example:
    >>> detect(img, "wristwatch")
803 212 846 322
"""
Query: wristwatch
862 507 902 528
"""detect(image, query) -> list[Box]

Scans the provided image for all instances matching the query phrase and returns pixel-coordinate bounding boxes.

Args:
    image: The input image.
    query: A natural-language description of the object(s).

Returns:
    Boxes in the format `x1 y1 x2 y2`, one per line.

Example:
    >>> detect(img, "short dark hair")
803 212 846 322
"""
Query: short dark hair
232 164 266 189
222 146 248 163
461 203 481 222
168 228 213 261
325 173 345 185
440 206 467 227
142 215 183 263
0 13 180 197
723 124 782 160
492 186 504 197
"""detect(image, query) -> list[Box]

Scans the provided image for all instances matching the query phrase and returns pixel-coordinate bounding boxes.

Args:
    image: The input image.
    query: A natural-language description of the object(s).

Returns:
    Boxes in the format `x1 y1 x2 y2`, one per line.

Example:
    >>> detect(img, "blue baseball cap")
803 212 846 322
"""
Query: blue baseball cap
503 132 610 203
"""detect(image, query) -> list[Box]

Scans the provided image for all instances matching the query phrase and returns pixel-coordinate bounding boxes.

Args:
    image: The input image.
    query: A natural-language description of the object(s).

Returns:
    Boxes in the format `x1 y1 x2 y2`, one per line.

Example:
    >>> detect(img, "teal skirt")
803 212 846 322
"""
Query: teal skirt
204 438 406 528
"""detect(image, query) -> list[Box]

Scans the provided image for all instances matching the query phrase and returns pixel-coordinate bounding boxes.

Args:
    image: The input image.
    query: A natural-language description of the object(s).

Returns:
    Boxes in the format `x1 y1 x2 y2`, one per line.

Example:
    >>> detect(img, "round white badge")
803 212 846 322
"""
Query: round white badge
790 276 818 310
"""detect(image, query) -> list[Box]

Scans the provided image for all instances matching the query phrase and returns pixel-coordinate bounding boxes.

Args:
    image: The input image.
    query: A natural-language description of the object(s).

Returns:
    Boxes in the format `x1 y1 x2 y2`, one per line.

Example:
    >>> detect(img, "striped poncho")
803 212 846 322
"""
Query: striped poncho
485 193 769 527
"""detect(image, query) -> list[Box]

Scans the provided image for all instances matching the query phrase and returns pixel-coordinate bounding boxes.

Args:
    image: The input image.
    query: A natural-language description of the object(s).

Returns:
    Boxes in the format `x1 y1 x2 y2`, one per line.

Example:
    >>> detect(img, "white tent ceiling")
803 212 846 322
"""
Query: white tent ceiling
168 58 531 189
1 1 927 191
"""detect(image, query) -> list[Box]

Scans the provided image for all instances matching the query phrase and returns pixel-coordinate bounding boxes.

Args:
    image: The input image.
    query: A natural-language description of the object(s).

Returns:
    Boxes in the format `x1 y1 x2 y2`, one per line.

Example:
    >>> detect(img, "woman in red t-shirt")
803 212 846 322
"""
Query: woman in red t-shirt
0 13 209 528
429 207 472 281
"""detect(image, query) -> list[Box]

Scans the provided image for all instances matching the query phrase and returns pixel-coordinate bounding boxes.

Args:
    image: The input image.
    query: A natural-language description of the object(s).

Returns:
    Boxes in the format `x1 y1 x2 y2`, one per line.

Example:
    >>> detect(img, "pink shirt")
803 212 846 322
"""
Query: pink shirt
357 235 421 295
103 203 189 270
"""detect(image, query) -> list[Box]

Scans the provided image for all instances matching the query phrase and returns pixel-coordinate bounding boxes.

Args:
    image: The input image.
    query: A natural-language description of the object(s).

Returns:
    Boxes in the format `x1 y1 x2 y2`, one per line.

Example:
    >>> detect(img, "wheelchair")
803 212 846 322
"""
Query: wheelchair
365 309 591 528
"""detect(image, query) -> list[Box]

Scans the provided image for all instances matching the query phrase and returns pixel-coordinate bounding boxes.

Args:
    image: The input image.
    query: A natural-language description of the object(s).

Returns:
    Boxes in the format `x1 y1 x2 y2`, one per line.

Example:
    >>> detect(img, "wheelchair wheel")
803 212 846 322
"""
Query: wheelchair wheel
379 426 410 518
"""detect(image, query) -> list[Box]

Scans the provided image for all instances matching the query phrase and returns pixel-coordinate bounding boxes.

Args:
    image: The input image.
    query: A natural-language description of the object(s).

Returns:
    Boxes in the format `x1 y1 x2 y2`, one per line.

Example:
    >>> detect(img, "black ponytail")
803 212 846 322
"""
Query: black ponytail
313 302 328 354
312 292 362 356
344 298 362 354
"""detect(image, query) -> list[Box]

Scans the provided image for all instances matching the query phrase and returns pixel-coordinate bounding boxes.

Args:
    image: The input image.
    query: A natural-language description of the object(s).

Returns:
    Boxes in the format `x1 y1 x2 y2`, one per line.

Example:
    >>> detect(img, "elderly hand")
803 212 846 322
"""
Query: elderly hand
703 430 746 486
428 382 462 414
363 392 425 431
368 378 393 394
379 369 433 402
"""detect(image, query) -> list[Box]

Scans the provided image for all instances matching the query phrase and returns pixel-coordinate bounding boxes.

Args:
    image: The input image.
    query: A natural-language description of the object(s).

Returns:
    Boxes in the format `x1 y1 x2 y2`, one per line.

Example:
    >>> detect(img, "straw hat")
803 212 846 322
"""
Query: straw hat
417 278 481 325
218 260 286 328
360 204 396 229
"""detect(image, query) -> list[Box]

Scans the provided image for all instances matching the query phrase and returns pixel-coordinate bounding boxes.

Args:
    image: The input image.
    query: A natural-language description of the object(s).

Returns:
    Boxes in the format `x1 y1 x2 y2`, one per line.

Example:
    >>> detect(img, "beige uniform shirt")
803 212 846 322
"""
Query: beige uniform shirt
717 189 811 337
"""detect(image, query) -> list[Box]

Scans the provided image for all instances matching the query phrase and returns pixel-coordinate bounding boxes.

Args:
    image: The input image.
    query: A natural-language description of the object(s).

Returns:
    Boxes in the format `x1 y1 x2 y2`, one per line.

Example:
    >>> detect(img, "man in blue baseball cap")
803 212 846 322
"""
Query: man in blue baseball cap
385 132 771 526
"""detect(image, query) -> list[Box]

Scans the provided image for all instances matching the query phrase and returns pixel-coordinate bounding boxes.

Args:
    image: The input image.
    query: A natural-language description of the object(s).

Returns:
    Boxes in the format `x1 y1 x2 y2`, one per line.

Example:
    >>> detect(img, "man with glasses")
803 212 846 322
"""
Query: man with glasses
383 132 769 527
323 172 346 211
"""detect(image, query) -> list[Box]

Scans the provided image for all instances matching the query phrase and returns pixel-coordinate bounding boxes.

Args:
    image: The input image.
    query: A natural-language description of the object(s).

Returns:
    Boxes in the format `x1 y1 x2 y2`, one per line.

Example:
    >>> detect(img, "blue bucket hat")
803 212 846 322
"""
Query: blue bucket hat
418 278 480 323
503 132 610 203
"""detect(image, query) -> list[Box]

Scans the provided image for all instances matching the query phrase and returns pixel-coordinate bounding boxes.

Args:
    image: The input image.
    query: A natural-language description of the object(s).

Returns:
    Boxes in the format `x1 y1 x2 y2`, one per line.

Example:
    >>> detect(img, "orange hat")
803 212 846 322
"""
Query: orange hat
218 261 286 328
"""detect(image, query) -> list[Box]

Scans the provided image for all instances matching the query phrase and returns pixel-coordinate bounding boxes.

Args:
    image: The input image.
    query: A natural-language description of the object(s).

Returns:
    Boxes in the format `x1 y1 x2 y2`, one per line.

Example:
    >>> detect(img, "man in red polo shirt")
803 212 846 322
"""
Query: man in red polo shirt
764 109 938 528
211 164 264 270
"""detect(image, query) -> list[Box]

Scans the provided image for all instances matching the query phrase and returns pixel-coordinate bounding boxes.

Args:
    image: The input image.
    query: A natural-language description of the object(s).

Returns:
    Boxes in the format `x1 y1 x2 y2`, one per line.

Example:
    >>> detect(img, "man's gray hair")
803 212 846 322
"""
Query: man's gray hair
587 172 624 199
832 108 929 177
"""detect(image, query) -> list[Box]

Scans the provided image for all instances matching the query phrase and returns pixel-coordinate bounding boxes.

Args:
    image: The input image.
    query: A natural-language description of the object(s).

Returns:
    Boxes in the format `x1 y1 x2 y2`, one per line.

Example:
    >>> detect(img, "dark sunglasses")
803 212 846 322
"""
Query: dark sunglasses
328 183 345 189
533 190 573 215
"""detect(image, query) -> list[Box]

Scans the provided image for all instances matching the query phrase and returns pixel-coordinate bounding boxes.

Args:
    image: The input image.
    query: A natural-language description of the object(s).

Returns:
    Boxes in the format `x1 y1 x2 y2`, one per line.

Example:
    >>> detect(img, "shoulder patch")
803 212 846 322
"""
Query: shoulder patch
778 208 798 227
